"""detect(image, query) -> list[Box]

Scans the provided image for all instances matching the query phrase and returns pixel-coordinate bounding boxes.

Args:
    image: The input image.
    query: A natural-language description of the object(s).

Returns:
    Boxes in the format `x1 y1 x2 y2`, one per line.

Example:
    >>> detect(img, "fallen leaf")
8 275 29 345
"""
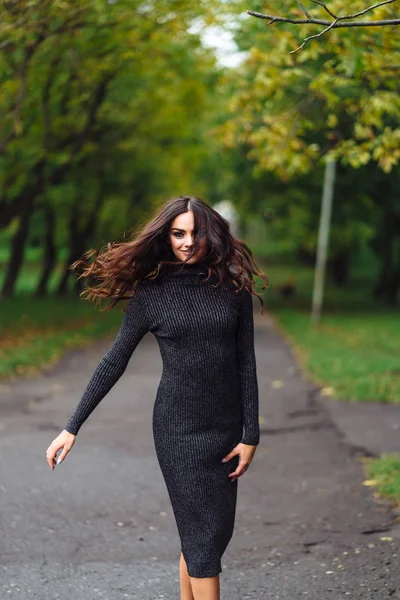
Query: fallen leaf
320 387 335 396
271 380 284 389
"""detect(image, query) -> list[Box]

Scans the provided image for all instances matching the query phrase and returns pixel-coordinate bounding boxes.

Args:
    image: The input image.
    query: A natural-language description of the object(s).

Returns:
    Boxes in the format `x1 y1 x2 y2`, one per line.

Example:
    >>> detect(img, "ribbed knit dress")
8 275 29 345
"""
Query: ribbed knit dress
64 259 260 578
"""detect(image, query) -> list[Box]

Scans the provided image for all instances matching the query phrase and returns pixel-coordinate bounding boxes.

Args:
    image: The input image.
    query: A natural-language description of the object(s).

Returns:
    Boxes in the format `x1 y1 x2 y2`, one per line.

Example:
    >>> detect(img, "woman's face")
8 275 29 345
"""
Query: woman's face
169 210 207 263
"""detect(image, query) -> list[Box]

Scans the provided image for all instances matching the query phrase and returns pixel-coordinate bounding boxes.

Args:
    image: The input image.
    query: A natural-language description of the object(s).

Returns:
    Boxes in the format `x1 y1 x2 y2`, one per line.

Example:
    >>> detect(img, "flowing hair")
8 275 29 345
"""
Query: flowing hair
70 195 268 312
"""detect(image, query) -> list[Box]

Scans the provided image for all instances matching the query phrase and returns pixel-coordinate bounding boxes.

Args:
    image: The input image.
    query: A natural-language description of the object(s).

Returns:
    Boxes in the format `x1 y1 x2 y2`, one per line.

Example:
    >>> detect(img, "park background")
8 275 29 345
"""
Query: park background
1 1 400 509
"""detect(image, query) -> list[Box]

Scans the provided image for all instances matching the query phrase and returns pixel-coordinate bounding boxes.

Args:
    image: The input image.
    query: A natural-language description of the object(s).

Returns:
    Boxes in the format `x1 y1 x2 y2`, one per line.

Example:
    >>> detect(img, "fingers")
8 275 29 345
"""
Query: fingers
45 433 75 470
56 444 71 465
46 443 69 470
228 456 250 482
46 442 61 471
225 443 257 482
221 448 238 463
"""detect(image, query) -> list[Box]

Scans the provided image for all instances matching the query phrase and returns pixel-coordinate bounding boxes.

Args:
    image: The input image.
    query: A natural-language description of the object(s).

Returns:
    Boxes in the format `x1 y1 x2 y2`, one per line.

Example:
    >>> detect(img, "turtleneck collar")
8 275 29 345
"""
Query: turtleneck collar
165 259 209 274
158 259 216 278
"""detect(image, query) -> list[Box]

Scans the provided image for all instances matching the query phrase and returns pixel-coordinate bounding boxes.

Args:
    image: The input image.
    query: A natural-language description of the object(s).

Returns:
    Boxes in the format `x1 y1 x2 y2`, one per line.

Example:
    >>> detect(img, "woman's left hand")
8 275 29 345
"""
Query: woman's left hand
222 443 257 482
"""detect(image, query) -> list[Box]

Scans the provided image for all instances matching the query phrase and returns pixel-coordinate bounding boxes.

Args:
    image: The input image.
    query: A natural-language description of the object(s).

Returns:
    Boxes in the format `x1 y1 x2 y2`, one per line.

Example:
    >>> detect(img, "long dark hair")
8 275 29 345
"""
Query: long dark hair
71 195 268 311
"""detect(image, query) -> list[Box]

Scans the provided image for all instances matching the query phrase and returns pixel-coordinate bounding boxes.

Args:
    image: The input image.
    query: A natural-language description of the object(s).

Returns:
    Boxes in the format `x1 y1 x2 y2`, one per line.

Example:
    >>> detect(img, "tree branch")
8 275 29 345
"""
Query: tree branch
247 12 400 28
292 18 339 52
0 43 39 154
42 54 62 150
0 71 114 230
248 0 400 50
340 0 397 19
296 0 312 18
311 1 338 19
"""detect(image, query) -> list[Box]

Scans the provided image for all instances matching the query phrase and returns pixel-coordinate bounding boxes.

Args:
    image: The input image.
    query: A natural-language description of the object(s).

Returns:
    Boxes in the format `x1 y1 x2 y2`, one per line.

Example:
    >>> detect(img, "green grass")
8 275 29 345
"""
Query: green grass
366 455 400 510
0 244 68 265
0 263 68 294
0 253 127 379
0 296 125 380
271 308 400 403
262 264 400 404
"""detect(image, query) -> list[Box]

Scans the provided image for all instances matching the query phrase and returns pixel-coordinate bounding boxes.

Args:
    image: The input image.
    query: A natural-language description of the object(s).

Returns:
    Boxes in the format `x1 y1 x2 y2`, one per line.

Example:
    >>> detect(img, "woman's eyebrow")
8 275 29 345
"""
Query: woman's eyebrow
170 227 192 232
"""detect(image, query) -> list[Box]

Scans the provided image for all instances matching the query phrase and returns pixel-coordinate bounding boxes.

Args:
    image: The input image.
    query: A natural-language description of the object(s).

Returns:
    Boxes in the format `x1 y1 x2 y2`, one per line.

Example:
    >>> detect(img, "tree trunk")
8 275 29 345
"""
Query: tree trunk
374 263 400 305
35 205 57 297
1 204 33 298
56 193 104 296
74 274 85 295
57 244 84 296
373 256 391 299
372 203 400 305
386 271 400 305
0 160 45 230
329 249 350 287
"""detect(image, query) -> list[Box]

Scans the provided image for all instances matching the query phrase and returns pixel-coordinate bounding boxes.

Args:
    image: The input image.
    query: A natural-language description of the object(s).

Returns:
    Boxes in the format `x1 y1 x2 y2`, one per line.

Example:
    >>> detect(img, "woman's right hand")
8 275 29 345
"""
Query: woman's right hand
46 430 76 470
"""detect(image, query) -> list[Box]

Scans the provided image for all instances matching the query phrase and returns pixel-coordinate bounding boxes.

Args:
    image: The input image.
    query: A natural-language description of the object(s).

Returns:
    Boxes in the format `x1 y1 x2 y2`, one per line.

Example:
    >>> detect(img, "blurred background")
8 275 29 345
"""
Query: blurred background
1 1 399 504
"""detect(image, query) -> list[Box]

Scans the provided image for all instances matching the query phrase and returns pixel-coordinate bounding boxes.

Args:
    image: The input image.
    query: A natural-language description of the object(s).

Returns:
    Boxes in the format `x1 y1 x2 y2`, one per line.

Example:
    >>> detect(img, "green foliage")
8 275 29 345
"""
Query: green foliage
223 0 400 176
366 455 400 509
214 2 400 302
0 1 226 227
0 0 232 295
2 0 400 306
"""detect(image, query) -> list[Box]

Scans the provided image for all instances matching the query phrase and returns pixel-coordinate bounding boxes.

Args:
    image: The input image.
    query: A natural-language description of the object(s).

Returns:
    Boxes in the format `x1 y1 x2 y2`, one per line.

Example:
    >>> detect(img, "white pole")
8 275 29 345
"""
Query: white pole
311 157 336 324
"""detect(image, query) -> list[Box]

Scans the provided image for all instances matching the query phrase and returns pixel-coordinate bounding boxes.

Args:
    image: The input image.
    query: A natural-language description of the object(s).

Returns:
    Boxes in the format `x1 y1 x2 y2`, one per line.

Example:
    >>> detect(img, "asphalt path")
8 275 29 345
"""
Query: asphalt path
1 310 399 599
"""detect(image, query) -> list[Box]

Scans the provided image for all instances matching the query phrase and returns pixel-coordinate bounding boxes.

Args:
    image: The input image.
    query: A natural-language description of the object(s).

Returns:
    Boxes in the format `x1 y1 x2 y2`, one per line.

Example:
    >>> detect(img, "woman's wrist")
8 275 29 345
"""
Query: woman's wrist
240 438 259 446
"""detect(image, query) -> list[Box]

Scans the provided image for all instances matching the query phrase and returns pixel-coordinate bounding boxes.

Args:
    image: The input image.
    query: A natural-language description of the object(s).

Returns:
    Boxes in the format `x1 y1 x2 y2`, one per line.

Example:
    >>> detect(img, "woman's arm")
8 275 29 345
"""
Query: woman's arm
235 287 260 446
64 287 149 436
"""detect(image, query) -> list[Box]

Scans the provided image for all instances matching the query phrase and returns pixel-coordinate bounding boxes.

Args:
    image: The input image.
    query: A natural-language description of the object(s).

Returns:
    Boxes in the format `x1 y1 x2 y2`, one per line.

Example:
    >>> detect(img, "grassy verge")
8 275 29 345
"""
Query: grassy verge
0 296 124 380
365 455 400 511
261 264 400 404
271 308 400 403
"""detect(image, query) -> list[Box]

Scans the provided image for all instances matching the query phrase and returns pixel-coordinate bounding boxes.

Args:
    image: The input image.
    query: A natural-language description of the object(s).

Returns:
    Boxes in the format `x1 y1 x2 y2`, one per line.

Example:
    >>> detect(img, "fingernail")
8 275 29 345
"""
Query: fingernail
57 457 63 465
221 458 226 462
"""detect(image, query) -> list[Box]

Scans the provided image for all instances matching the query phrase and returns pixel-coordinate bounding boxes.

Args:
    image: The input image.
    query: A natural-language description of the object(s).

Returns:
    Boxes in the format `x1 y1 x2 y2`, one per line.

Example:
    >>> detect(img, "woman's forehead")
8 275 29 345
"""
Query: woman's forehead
170 211 194 230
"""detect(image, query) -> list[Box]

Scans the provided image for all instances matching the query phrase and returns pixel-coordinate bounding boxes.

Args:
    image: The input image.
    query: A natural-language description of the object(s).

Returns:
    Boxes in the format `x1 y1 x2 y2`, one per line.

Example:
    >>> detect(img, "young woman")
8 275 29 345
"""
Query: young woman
45 195 268 600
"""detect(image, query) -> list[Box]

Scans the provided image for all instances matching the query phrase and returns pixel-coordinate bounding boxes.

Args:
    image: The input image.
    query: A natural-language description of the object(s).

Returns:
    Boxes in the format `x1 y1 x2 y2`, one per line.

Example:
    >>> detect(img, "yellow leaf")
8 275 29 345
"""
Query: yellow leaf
271 380 284 389
320 387 335 396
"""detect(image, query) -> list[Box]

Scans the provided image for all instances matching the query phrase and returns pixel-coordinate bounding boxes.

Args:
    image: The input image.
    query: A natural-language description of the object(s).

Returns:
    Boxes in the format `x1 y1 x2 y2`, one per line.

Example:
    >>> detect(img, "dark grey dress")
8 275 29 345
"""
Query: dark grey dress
65 260 260 578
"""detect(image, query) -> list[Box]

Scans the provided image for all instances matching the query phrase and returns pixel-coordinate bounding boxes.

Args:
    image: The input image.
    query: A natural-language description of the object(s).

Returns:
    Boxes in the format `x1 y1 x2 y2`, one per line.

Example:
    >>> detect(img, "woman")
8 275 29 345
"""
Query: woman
46 195 268 600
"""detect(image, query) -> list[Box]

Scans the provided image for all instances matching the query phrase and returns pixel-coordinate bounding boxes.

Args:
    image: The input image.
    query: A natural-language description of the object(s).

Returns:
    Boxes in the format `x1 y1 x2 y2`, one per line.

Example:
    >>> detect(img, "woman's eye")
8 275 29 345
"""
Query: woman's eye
173 232 184 238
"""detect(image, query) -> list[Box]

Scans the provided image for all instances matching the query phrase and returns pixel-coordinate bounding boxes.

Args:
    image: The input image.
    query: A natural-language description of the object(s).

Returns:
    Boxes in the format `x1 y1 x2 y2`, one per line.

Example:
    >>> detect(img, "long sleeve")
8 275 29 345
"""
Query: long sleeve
64 287 149 435
236 288 260 446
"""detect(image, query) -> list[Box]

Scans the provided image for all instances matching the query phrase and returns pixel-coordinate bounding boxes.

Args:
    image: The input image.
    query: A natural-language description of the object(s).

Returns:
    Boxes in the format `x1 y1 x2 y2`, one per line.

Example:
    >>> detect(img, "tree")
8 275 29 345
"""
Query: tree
0 0 226 297
248 1 400 52
219 0 400 303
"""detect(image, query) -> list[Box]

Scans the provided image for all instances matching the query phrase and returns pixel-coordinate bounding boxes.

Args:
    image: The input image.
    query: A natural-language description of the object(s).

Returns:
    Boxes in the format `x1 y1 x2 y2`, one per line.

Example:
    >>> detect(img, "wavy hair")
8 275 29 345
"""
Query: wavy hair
70 195 268 312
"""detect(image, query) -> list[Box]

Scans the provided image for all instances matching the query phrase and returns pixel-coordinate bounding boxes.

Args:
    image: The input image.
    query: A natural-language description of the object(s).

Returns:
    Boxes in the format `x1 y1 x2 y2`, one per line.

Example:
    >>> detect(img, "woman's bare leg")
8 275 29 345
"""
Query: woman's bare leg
189 574 220 600
180 552 194 600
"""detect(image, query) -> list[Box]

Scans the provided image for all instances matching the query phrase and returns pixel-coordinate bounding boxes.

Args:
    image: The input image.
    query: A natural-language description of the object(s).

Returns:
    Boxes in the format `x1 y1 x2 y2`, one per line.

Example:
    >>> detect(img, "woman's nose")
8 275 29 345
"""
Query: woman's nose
184 235 194 247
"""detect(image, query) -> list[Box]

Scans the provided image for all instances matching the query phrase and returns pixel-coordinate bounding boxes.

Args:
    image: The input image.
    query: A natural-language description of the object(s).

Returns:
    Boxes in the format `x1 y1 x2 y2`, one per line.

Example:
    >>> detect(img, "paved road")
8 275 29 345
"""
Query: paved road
0 310 399 599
